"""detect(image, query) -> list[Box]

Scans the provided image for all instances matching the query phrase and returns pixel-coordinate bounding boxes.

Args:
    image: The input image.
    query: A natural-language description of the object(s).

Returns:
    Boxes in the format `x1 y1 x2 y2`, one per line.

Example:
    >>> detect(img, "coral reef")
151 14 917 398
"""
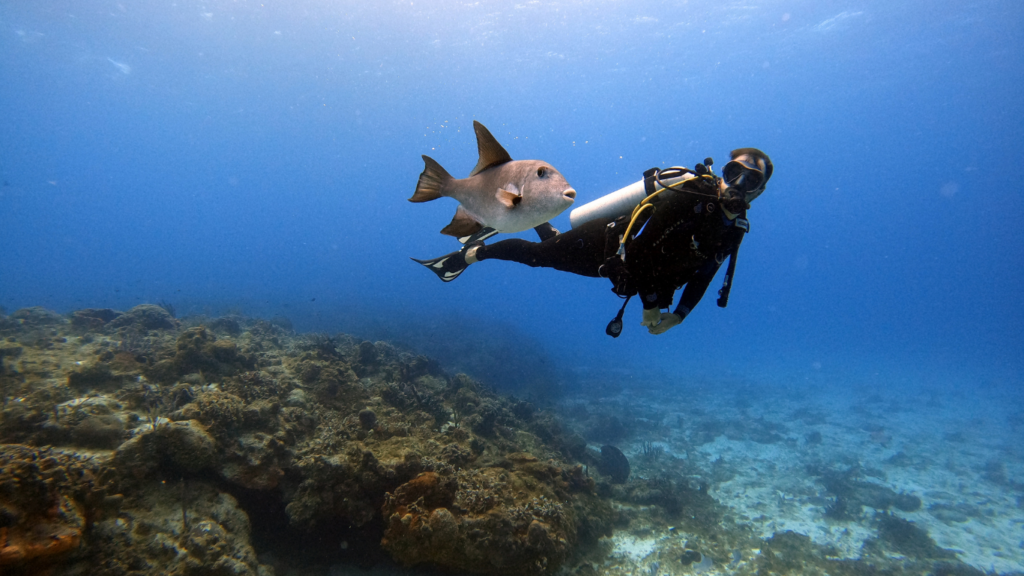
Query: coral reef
0 306 617 575
381 460 610 575
81 477 268 576
109 304 178 332
0 444 111 571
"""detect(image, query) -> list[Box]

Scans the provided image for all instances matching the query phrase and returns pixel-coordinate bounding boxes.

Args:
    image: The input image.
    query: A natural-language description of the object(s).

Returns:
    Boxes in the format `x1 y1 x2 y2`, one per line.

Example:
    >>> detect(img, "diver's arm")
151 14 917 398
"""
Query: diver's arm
637 283 675 311
673 257 724 318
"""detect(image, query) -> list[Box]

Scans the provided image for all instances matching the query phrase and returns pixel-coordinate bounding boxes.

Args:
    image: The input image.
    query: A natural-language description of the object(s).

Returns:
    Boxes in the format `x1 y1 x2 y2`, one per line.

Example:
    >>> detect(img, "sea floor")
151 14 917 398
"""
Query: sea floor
551 379 1024 575
258 378 1024 576
2 307 1021 575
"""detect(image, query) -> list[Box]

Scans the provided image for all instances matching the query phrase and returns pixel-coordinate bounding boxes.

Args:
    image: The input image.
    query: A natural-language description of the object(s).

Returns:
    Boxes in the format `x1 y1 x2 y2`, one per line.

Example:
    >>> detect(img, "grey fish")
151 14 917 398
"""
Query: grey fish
409 121 576 237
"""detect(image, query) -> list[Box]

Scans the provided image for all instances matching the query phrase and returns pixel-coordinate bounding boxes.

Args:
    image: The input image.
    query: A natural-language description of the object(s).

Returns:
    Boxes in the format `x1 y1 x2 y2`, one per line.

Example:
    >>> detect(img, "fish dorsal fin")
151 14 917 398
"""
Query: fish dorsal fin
496 187 522 209
470 121 514 177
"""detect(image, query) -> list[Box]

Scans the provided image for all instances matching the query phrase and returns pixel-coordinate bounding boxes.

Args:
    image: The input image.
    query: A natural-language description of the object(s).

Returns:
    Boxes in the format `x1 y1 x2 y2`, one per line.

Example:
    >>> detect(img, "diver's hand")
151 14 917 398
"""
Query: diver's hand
641 307 661 328
648 313 682 335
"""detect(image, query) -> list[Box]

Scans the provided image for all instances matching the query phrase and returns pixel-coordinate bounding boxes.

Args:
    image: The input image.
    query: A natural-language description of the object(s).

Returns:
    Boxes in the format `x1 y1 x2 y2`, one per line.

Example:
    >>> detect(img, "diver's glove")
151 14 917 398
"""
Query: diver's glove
648 313 682 335
641 307 682 335
641 307 662 328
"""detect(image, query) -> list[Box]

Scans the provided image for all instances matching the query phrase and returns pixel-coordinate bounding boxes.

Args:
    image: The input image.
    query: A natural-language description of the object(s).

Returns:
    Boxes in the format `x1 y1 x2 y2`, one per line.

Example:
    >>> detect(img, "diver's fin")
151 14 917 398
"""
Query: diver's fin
440 205 484 237
458 227 498 245
469 121 514 176
534 222 560 241
496 187 522 209
411 250 471 283
410 155 452 203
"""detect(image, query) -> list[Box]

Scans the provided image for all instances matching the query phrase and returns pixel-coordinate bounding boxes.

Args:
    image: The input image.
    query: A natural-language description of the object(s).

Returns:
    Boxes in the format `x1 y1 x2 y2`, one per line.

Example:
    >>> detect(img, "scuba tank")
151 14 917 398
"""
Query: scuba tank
569 163 711 229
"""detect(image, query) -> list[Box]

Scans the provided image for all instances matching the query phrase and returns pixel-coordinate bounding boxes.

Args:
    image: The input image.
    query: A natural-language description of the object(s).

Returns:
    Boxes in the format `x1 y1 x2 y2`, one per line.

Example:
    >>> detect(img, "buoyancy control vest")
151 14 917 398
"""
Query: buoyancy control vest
592 161 748 337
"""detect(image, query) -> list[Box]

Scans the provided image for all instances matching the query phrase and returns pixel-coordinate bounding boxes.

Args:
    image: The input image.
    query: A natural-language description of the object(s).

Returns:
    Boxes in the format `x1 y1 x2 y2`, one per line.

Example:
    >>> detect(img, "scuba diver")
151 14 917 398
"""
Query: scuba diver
412 148 773 336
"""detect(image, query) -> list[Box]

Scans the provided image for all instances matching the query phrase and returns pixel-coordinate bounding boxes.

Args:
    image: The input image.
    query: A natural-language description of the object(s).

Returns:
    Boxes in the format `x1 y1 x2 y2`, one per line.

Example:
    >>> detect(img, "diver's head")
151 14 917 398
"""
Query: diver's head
719 148 772 213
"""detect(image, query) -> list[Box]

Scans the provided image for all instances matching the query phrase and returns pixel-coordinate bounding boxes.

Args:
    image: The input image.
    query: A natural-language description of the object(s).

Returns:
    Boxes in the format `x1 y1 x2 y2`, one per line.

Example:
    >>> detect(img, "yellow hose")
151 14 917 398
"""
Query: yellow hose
620 203 656 255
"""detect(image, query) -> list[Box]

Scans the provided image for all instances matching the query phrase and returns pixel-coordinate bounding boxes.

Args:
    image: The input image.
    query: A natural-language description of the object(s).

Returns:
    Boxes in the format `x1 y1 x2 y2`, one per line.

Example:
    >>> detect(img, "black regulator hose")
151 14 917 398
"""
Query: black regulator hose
606 295 632 338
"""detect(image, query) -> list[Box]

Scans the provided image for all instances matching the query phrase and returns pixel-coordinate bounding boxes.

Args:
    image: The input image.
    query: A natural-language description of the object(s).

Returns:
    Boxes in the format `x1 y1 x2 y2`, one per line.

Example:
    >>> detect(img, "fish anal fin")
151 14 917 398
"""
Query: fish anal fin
410 155 452 203
440 205 484 237
469 121 514 177
496 188 522 209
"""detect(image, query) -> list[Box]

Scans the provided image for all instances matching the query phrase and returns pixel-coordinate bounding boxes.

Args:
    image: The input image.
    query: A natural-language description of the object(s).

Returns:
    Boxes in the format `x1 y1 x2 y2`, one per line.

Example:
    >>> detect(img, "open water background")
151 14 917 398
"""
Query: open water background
1 0 1021 397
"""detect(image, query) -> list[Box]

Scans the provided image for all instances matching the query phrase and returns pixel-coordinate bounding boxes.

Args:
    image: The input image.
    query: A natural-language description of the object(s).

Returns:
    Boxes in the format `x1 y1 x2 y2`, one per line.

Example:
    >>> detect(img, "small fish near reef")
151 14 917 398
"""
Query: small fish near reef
409 120 577 237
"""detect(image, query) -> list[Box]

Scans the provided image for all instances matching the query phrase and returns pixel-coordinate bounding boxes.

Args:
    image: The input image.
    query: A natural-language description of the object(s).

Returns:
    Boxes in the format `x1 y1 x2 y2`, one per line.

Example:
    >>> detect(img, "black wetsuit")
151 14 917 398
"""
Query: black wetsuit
475 182 748 318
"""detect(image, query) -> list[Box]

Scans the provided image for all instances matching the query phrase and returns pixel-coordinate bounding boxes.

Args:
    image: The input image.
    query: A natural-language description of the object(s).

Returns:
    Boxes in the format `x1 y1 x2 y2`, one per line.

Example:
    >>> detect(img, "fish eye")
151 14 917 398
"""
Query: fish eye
536 167 547 178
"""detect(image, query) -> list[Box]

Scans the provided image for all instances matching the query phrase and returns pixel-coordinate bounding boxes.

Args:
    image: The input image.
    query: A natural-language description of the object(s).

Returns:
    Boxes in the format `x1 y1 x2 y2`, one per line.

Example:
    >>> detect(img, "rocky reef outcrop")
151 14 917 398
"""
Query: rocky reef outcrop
0 305 616 575
0 444 106 570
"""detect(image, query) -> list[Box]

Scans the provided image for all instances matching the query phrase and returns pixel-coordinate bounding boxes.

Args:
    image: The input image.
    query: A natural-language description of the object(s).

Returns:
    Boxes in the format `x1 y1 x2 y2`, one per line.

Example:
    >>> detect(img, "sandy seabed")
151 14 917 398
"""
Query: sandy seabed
551 379 1023 575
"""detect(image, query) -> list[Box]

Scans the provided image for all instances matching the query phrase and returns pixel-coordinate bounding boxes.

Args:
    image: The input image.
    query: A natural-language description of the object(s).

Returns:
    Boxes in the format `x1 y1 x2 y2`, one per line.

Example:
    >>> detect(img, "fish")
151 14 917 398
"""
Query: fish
409 121 576 238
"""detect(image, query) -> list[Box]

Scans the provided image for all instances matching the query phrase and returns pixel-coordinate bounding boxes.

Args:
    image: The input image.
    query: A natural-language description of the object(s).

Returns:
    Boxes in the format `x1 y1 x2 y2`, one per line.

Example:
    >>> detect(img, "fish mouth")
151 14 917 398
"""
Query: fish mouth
563 188 577 201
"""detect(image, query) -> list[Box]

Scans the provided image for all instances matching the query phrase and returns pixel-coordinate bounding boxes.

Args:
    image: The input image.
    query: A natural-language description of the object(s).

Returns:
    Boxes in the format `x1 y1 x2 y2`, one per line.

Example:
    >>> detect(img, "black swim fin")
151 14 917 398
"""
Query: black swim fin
411 249 472 282
458 226 498 245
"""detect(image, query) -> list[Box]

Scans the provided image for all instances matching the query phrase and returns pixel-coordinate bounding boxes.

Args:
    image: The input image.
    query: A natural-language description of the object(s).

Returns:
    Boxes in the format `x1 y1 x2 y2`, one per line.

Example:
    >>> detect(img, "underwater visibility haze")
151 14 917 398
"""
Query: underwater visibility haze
1 1 1023 575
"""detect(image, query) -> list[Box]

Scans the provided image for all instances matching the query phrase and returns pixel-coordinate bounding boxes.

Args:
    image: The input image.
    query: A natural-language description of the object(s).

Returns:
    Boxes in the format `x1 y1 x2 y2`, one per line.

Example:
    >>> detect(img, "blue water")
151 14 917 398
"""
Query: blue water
1 1 1021 395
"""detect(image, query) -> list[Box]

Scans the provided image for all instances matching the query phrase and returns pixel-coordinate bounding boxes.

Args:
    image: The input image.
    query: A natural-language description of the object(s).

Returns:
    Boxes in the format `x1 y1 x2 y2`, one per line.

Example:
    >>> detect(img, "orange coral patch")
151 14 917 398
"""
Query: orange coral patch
0 528 82 566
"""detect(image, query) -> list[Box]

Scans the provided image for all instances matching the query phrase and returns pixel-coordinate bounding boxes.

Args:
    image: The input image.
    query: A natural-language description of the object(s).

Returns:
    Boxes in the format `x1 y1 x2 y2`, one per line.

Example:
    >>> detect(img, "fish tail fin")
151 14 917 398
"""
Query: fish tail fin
409 155 452 202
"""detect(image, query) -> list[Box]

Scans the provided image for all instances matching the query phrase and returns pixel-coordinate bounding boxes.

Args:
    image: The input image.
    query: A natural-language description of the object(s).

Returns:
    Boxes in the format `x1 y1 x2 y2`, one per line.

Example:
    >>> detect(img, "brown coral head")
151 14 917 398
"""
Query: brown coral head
391 472 457 509
357 409 377 430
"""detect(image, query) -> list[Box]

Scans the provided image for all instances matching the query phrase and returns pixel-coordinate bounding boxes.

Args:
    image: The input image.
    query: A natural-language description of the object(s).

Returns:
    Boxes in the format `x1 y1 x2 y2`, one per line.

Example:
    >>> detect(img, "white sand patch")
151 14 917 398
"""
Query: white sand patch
610 532 658 562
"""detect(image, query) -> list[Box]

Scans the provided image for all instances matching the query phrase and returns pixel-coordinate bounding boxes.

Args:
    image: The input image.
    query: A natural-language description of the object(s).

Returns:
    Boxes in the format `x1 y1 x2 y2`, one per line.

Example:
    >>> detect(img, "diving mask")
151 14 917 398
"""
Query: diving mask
721 149 773 208
723 158 766 196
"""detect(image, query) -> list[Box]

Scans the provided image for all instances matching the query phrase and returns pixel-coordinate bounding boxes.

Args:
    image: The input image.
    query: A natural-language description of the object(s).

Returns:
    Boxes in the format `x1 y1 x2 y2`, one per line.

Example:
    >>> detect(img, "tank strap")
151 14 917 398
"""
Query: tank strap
643 167 660 195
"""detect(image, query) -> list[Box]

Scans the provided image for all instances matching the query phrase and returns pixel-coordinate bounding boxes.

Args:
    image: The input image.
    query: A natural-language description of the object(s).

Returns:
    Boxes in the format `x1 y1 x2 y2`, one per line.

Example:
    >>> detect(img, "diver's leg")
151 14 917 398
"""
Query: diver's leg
474 218 609 277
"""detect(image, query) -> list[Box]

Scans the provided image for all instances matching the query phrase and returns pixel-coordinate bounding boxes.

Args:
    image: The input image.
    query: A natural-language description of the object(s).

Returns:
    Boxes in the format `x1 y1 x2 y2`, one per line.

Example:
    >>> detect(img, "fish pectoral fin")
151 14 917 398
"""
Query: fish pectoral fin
440 205 484 238
496 188 522 209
